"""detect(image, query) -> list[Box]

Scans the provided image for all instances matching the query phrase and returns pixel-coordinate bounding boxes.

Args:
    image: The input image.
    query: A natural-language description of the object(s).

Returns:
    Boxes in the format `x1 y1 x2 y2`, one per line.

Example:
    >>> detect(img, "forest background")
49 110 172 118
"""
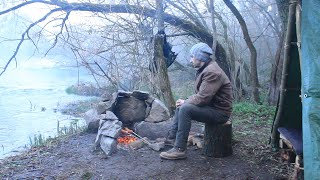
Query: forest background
0 0 290 110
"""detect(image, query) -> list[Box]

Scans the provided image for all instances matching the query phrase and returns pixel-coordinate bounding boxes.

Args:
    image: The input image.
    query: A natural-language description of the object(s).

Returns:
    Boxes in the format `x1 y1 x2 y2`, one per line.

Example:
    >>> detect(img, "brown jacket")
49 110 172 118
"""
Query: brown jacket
186 61 233 117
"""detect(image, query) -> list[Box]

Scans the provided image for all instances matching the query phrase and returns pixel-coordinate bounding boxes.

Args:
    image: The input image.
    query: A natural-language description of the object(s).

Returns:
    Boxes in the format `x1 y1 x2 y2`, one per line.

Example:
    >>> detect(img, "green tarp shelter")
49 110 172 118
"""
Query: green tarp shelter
271 0 320 179
302 0 320 178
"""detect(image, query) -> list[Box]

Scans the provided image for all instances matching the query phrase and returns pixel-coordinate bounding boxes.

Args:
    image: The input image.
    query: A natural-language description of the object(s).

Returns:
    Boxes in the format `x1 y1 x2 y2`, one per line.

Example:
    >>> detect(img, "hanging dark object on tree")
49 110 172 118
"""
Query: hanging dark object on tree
149 30 177 73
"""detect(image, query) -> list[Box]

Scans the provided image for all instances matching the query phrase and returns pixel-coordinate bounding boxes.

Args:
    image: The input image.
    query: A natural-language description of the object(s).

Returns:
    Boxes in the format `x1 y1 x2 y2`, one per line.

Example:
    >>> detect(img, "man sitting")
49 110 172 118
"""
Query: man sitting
160 42 233 160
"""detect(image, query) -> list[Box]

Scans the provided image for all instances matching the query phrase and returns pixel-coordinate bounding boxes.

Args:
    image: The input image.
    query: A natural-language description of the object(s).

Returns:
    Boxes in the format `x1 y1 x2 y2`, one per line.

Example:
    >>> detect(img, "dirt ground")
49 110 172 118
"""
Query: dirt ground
0 117 293 180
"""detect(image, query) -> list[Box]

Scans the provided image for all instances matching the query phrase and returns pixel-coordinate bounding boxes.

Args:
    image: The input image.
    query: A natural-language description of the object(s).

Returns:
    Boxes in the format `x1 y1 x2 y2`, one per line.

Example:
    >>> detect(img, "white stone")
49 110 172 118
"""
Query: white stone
98 119 122 138
84 109 100 133
100 136 117 155
100 111 118 120
144 99 170 123
95 119 122 148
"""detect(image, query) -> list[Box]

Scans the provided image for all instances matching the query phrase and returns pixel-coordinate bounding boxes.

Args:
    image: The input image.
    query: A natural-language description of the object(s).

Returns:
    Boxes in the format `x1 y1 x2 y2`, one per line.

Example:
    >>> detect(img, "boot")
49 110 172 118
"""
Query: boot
160 147 186 160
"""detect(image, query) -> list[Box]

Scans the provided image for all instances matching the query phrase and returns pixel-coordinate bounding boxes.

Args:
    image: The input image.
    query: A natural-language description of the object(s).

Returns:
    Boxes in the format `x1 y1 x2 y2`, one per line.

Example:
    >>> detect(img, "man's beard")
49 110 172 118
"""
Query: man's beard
192 62 201 68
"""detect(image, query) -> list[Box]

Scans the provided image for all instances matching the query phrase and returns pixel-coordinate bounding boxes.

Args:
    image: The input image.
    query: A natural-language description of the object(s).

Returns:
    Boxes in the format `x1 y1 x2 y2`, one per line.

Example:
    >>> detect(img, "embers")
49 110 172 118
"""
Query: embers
117 127 137 145
117 136 137 144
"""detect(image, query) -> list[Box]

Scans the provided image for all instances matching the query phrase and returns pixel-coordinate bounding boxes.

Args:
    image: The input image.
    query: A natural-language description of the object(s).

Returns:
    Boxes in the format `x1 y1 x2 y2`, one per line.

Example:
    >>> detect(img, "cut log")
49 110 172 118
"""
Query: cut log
293 155 304 180
202 121 232 157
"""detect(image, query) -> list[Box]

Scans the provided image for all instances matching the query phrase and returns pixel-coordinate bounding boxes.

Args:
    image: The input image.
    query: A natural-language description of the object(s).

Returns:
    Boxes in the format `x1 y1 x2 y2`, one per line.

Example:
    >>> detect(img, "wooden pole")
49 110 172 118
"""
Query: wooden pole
271 0 297 147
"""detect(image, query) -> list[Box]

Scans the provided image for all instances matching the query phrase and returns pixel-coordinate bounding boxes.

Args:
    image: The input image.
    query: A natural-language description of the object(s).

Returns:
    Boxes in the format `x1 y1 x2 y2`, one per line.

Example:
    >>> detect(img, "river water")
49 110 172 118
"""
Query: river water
0 60 96 159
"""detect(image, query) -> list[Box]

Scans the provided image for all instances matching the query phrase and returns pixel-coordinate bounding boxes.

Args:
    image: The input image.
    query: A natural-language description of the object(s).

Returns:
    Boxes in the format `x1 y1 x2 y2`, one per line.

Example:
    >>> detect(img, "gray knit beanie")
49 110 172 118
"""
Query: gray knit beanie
189 43 213 62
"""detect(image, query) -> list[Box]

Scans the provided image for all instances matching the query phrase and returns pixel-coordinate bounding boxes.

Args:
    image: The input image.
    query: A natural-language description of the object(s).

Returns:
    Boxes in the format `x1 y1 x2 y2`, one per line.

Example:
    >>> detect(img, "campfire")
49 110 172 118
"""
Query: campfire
117 127 137 144
90 90 171 155
117 136 137 144
116 127 163 151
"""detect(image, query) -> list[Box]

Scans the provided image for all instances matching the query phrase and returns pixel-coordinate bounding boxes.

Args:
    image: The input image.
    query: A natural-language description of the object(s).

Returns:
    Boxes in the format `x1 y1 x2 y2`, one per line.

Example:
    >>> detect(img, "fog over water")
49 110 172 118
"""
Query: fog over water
0 58 95 159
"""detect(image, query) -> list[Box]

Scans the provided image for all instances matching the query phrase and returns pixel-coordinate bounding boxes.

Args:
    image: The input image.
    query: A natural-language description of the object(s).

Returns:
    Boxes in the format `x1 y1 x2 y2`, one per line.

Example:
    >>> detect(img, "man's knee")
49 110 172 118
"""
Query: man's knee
179 103 195 114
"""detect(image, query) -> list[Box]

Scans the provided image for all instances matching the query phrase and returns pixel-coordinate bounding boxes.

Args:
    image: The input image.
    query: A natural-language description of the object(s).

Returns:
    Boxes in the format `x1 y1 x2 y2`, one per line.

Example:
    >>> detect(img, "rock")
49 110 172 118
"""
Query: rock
144 99 170 123
96 102 107 114
145 106 152 118
84 109 100 133
134 119 174 140
95 119 122 148
97 94 117 113
145 96 155 105
101 92 112 101
97 119 122 138
117 90 132 97
100 111 118 120
114 96 146 126
100 136 117 155
149 142 165 151
128 139 145 150
132 90 149 100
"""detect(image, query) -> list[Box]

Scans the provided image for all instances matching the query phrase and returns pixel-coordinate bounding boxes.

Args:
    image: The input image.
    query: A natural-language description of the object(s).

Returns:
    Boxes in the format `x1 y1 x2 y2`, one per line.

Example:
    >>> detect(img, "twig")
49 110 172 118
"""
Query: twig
0 8 63 76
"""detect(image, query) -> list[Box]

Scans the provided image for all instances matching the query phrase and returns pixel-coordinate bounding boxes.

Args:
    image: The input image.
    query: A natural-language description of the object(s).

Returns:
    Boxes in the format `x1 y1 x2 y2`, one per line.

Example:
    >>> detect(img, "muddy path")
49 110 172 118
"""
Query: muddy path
0 131 289 180
0 101 292 180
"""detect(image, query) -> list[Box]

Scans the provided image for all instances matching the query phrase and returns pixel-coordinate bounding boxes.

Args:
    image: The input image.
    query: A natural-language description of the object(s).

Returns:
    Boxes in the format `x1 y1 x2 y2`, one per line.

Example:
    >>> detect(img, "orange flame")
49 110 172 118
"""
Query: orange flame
117 136 137 144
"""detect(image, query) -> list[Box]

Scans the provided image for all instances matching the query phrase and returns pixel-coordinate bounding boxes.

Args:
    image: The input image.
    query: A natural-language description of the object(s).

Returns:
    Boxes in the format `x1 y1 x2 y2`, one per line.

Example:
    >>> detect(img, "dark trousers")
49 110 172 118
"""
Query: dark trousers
169 103 229 149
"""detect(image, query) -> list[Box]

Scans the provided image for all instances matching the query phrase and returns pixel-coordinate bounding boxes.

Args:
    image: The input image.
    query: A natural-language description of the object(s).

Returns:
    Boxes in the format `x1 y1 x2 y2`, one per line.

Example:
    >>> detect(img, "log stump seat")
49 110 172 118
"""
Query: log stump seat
202 120 233 157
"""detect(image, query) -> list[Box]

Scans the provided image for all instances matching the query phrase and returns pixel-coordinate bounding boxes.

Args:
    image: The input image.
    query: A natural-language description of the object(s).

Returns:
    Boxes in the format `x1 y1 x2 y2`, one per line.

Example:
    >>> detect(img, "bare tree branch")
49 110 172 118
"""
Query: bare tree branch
0 1 214 43
98 32 191 54
189 0 209 28
0 8 62 76
45 11 71 55
165 0 207 29
0 0 228 77
0 1 52 16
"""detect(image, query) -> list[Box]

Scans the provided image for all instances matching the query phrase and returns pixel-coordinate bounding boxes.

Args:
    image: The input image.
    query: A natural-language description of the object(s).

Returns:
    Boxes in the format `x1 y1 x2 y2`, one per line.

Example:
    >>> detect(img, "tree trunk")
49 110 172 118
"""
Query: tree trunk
268 33 284 105
153 0 175 115
209 0 217 52
223 0 260 103
153 35 175 115
268 0 290 105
